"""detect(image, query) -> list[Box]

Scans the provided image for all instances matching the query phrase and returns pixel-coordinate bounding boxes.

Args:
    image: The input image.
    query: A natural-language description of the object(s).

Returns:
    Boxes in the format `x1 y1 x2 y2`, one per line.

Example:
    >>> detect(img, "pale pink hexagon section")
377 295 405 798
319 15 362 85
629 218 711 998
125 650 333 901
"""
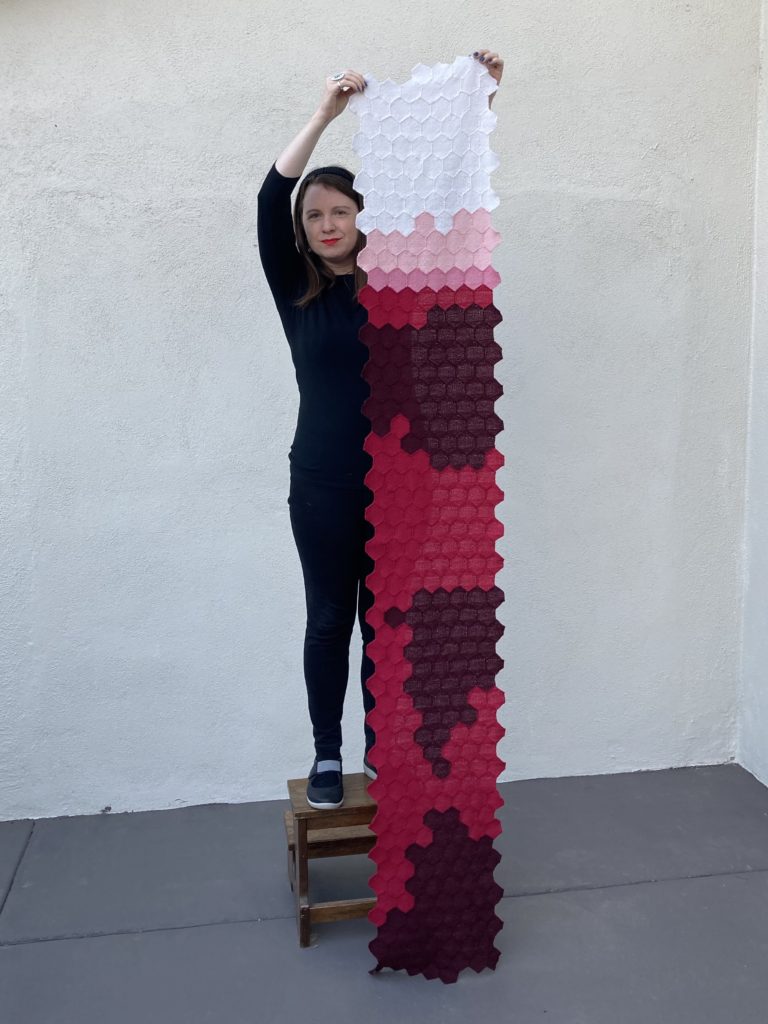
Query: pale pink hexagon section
358 210 501 290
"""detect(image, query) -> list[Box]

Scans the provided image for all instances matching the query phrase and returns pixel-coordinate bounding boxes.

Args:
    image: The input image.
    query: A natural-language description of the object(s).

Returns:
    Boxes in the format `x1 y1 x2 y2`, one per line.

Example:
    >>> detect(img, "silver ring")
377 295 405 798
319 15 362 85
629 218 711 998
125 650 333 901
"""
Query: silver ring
331 72 345 81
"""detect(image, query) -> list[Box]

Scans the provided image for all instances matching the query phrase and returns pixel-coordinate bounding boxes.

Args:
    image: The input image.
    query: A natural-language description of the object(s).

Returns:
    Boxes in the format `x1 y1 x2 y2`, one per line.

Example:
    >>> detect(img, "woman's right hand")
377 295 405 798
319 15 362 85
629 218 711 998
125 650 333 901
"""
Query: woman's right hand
315 69 367 122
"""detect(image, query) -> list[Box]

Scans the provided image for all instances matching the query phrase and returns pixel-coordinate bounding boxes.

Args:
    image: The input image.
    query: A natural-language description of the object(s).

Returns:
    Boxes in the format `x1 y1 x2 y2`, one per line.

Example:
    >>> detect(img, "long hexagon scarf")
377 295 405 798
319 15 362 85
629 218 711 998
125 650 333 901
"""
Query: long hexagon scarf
348 55 505 984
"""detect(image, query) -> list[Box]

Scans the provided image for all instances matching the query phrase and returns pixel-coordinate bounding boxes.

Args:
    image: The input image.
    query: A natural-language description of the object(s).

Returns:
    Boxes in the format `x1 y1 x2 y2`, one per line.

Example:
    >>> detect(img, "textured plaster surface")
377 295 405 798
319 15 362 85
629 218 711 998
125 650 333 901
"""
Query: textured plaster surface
0 0 762 818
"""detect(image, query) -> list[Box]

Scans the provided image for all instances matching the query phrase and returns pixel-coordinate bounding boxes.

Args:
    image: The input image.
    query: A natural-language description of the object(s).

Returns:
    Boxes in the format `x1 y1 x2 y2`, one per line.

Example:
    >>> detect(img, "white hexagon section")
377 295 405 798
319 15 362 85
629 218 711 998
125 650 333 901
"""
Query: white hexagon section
348 55 499 234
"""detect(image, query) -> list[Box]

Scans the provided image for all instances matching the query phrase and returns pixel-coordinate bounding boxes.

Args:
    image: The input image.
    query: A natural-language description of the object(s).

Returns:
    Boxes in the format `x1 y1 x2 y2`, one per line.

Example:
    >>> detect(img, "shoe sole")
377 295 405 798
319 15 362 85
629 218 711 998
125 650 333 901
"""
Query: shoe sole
306 795 344 809
363 762 378 781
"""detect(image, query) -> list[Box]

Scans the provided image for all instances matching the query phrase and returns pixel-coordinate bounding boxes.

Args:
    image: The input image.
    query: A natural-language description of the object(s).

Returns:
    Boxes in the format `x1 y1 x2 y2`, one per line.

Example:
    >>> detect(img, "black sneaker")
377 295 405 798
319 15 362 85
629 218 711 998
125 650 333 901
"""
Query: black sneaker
306 758 344 809
363 751 378 780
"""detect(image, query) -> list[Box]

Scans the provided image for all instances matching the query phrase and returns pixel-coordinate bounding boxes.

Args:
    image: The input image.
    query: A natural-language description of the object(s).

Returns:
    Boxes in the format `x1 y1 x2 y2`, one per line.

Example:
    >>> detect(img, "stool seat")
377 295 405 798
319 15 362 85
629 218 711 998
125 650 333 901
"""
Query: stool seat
285 771 377 946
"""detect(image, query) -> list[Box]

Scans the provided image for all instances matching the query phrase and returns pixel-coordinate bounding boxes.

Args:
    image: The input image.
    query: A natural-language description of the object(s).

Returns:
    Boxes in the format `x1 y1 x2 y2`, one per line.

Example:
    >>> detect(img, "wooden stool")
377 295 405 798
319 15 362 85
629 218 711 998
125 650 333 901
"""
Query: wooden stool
284 772 377 946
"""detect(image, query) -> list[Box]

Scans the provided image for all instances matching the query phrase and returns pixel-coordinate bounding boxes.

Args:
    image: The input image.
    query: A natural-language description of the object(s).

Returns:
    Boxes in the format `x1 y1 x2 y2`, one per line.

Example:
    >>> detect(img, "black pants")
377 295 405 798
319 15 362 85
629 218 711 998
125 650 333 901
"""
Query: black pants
288 471 375 761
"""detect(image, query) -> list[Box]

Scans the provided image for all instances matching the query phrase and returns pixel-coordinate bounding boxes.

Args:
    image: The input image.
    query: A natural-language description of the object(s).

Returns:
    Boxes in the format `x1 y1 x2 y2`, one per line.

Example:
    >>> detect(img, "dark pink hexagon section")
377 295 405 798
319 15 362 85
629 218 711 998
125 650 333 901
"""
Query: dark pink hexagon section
369 807 504 984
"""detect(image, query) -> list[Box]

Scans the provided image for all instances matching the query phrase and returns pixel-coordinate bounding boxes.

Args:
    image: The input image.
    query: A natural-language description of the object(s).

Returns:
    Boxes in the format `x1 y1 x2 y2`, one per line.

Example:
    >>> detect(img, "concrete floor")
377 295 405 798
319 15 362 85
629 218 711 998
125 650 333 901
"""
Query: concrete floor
1 763 767 1023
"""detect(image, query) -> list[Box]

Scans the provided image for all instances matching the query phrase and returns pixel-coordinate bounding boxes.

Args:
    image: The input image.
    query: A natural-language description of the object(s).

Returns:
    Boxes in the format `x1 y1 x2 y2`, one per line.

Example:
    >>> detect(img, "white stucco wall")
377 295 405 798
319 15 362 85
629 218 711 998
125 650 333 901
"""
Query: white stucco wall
740 2 768 786
0 0 761 820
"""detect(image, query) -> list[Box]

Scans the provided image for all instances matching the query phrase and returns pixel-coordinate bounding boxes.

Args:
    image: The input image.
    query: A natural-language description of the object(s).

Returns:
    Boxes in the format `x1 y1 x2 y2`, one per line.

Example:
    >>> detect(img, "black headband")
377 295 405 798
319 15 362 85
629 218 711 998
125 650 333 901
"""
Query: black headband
305 165 355 184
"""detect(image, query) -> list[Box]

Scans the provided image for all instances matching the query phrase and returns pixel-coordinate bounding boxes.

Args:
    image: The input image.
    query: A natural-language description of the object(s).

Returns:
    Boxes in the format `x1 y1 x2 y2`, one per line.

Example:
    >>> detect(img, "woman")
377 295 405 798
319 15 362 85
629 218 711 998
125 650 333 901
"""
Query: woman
257 51 504 811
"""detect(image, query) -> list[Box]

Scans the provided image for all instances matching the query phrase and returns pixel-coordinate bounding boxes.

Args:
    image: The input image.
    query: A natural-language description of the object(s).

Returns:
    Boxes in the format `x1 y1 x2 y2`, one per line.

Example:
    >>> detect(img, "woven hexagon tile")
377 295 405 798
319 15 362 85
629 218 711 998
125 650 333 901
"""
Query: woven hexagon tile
348 55 506 984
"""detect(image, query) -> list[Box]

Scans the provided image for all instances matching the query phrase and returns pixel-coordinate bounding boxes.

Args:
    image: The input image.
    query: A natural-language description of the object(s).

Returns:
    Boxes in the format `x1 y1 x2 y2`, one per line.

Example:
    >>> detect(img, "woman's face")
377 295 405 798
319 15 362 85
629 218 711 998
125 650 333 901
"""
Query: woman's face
301 183 360 273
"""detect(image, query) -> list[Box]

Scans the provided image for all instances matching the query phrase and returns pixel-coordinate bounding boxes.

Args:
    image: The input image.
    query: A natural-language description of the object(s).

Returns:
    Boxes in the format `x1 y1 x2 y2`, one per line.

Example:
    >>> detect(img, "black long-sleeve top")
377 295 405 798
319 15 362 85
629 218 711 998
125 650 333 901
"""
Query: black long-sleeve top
257 162 372 488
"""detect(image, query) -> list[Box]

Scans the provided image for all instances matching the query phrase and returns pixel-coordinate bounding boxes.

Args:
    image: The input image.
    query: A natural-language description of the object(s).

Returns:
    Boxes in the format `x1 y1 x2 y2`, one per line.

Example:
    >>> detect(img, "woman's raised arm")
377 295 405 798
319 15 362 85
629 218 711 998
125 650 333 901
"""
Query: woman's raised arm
275 70 367 178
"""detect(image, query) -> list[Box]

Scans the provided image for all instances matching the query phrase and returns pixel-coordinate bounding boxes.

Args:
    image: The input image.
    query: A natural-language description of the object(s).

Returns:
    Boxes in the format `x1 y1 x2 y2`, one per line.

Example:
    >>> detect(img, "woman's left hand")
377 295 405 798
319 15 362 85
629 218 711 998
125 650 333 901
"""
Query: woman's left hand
472 49 504 86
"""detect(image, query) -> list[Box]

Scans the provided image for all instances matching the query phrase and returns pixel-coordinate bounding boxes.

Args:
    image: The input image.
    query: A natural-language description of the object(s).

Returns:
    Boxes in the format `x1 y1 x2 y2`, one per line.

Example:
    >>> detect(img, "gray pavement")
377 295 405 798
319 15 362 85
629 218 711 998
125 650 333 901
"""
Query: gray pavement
1 763 767 1023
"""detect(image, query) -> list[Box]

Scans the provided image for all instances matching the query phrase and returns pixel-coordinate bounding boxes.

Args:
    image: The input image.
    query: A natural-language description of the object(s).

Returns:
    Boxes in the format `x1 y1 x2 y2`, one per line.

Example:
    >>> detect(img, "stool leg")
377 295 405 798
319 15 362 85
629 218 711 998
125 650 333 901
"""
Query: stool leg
296 817 311 947
287 843 295 892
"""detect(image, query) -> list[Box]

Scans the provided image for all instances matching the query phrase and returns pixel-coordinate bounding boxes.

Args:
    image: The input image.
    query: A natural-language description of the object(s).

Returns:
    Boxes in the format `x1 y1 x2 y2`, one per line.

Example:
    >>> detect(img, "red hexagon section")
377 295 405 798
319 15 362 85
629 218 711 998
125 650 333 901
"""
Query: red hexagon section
358 307 505 978
359 284 496 329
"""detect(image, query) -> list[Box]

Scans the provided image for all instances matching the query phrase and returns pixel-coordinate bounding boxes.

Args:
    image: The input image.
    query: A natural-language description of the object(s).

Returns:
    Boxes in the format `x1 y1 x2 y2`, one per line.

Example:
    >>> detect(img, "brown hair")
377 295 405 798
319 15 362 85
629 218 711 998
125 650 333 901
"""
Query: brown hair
292 167 367 308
